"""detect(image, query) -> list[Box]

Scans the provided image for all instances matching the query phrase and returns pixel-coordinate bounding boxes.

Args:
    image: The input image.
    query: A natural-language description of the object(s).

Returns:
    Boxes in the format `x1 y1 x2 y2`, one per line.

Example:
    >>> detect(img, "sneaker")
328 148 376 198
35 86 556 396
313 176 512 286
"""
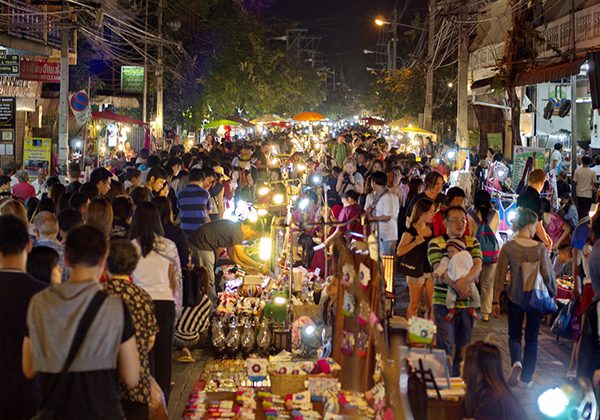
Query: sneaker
507 362 522 387
518 378 533 389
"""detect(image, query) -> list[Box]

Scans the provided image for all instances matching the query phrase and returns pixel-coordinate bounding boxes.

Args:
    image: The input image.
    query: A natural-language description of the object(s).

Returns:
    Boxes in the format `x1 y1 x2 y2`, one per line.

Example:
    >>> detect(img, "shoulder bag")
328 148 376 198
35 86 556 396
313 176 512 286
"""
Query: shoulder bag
32 291 108 420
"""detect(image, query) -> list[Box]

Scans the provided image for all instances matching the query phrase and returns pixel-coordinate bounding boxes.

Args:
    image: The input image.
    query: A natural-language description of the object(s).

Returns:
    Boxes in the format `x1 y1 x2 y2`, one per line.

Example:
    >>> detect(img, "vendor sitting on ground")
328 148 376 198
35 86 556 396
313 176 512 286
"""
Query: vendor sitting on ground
175 266 212 363
186 219 265 304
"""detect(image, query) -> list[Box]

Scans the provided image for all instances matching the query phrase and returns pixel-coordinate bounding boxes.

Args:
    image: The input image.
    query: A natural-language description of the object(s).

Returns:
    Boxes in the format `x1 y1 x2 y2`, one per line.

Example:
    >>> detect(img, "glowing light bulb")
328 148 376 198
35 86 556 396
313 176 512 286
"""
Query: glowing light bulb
273 194 284 205
258 186 270 196
259 237 271 261
537 388 569 418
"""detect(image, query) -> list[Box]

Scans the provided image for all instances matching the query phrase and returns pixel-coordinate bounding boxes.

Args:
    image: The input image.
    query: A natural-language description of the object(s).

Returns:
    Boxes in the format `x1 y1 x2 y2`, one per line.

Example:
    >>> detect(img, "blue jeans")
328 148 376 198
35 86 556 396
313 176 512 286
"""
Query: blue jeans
379 239 397 256
433 304 474 376
507 299 543 382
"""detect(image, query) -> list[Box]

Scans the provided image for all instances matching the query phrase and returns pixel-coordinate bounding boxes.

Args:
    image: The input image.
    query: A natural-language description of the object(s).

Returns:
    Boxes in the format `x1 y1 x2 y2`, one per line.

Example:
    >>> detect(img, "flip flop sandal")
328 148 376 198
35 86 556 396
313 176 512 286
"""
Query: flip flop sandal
176 354 196 363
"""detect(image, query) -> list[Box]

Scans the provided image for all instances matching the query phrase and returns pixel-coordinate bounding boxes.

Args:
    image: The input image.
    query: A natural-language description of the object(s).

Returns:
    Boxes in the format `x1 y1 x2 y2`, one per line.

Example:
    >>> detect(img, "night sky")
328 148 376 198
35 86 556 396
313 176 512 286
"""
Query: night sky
267 0 428 89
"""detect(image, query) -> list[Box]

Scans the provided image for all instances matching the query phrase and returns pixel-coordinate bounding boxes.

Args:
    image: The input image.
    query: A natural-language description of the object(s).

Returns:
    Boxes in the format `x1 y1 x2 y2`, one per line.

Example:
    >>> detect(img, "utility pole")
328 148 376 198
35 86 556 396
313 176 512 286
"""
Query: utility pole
423 0 437 132
58 0 70 173
456 2 469 148
156 0 164 141
142 0 148 123
387 43 392 72
391 8 398 71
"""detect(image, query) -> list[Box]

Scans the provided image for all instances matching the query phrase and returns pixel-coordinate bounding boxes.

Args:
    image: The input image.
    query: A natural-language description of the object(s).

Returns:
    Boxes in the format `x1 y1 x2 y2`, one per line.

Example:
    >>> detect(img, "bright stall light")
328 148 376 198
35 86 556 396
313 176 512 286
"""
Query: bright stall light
507 210 517 223
303 325 315 336
537 388 569 418
258 186 270 196
257 208 268 216
270 158 279 166
273 194 284 205
274 296 286 305
297 163 307 172
446 150 456 160
259 237 272 261
299 198 310 210
311 174 323 185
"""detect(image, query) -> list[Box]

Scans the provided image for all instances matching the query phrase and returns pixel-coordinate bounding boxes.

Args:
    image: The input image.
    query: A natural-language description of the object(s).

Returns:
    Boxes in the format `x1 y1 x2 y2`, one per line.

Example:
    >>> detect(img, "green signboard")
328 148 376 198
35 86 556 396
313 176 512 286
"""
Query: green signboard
121 66 144 93
0 55 19 76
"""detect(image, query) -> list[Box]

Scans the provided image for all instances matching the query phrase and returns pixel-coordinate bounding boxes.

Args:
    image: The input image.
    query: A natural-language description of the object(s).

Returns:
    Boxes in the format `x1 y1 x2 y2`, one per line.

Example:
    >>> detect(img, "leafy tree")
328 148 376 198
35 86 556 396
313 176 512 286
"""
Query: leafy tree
372 67 425 120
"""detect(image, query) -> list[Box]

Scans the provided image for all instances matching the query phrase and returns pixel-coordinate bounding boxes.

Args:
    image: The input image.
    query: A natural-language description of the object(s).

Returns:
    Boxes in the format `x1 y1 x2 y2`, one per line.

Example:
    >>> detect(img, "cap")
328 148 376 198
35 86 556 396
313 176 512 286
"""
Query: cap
213 165 230 181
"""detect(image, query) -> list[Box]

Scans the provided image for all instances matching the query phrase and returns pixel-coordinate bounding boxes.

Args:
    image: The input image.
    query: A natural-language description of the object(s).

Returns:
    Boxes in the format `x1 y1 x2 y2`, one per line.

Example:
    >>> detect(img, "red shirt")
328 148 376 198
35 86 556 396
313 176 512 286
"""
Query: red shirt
12 182 36 202
337 204 364 240
432 210 470 237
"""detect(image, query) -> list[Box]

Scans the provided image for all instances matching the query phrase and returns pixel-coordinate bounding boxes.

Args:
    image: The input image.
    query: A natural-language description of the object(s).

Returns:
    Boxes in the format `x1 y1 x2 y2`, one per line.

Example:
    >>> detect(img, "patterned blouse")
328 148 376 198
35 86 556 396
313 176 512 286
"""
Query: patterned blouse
103 276 159 404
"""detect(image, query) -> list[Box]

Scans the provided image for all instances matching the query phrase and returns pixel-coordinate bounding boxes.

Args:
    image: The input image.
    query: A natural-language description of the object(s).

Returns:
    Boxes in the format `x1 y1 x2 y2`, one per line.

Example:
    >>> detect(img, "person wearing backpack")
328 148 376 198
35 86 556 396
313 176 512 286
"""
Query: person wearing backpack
468 190 500 322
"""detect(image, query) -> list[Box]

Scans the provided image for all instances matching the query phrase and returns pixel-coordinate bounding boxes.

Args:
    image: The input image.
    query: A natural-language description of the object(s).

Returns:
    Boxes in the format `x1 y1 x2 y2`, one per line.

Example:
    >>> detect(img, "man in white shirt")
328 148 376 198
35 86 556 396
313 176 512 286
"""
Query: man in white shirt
365 171 400 256
30 168 48 198
573 156 598 219
592 155 600 177
550 143 563 173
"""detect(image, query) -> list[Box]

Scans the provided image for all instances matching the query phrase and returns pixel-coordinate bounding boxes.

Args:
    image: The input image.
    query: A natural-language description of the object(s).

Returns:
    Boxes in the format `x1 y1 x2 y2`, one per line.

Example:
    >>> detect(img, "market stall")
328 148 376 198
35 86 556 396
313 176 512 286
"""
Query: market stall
89 110 148 167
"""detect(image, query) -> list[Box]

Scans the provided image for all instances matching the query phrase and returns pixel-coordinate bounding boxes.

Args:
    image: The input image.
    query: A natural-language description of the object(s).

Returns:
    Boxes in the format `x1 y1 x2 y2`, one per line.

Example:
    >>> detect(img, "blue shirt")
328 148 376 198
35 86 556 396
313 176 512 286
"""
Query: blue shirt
177 184 211 235
571 217 591 251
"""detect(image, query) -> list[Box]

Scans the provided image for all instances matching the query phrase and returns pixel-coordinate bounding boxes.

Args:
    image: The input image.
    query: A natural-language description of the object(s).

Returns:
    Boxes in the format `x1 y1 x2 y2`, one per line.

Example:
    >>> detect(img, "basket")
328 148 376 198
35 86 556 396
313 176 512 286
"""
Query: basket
269 371 308 396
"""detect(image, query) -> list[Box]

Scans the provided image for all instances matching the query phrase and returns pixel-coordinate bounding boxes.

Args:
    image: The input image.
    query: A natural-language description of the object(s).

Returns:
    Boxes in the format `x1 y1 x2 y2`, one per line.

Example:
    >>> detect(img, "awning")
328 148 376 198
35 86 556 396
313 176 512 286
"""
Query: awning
515 58 586 86
92 110 148 126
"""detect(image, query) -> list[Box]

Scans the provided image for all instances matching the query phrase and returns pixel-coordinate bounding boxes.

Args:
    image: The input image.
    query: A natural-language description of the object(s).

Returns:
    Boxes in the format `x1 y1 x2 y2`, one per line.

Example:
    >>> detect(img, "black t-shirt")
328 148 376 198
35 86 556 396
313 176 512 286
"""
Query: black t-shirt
164 223 189 268
406 192 445 219
405 226 433 274
517 186 542 219
187 220 243 251
0 271 46 419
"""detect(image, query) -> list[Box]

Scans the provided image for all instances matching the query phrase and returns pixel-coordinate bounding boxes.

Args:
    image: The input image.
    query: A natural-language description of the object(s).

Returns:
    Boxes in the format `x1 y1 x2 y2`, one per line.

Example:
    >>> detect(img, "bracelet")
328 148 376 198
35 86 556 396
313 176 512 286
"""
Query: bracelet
492 301 499 305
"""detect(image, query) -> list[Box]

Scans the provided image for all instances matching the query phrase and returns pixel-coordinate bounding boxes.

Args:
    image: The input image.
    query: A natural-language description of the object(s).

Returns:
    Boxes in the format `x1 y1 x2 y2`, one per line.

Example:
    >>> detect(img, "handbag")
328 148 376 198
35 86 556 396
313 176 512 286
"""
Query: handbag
182 252 204 307
520 258 557 315
32 291 108 420
551 299 575 338
148 376 168 420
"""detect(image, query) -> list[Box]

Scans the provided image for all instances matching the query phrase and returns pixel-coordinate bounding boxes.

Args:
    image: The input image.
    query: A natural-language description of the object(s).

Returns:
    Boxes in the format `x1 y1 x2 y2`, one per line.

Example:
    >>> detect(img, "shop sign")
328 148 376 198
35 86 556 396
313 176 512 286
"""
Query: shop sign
0 55 19 76
0 97 16 150
121 66 144 93
512 146 546 188
23 137 51 173
18 59 60 83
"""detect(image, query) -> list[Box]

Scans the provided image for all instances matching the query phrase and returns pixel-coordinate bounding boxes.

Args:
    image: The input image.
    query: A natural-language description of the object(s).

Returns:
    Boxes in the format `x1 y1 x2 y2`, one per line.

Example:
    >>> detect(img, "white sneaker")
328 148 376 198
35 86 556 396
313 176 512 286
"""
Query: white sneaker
507 362 522 387
518 378 533 389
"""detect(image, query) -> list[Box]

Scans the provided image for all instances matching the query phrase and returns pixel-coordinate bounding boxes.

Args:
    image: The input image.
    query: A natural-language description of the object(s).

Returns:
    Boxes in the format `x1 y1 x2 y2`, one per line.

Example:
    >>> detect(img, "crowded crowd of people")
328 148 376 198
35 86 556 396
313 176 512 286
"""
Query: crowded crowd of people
1 126 599 419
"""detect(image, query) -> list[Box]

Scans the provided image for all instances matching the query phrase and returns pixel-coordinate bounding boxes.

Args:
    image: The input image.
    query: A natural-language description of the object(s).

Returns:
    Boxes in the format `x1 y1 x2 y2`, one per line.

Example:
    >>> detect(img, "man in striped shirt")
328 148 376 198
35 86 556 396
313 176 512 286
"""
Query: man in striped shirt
177 168 212 236
427 205 482 376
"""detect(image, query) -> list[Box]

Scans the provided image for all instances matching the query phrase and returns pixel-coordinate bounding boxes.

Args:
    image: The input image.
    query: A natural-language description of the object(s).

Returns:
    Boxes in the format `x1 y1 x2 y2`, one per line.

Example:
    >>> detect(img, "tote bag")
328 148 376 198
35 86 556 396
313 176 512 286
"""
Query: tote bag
521 259 557 314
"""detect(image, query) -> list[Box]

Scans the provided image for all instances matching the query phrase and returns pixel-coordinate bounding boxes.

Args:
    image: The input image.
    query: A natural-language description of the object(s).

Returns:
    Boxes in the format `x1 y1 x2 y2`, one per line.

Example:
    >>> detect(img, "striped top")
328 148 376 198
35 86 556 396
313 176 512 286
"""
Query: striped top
428 235 482 308
177 184 211 235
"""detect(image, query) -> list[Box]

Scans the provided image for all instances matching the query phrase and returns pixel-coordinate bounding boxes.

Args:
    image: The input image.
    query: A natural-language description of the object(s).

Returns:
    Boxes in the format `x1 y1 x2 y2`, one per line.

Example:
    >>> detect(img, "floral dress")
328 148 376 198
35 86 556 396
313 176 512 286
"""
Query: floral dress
103 276 159 404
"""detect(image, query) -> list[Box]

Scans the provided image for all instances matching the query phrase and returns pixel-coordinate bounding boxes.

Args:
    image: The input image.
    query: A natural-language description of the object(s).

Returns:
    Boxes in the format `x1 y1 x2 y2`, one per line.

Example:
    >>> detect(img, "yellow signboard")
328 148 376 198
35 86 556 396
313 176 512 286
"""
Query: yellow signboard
23 137 51 173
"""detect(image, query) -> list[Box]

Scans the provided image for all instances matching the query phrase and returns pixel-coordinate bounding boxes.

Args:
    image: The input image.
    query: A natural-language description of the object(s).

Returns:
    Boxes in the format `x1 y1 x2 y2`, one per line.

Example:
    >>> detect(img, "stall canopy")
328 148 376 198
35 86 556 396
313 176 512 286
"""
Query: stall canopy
399 125 436 136
92 110 148 126
293 111 325 121
225 116 255 127
203 119 240 128
360 116 386 126
515 58 586 87
389 116 418 128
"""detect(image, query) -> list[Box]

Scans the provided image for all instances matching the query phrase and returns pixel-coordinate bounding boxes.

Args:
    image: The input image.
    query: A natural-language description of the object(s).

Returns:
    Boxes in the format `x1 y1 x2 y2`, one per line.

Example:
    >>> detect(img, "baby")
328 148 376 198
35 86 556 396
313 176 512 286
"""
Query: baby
434 238 480 320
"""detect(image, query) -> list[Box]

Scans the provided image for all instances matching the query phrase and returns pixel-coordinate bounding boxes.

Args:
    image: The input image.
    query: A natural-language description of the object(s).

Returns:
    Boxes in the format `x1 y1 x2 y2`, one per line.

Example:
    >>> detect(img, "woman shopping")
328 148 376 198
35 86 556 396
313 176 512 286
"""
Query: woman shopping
130 202 182 404
397 197 435 319
493 208 556 388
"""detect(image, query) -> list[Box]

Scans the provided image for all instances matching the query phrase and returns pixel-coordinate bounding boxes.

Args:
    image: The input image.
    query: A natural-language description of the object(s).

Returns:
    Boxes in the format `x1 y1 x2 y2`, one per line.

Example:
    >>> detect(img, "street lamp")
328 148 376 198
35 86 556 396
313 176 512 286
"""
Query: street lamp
374 18 387 26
